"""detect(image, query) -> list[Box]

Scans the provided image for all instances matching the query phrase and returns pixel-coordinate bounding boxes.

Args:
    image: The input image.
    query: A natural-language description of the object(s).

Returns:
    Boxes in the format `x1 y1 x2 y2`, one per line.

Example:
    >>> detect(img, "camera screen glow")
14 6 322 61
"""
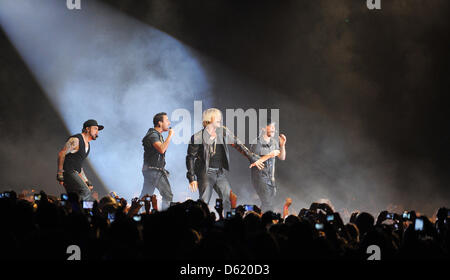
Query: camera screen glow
415 219 423 231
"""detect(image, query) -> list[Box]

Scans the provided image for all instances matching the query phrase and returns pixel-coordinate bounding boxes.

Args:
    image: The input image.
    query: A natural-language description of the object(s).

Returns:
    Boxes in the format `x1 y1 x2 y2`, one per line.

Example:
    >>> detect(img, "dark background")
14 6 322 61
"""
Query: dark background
1 0 449 216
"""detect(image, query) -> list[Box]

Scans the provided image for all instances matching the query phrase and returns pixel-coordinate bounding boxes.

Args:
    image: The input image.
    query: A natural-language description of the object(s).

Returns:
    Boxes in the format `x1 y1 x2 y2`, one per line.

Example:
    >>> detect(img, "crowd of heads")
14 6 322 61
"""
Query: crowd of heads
0 189 449 260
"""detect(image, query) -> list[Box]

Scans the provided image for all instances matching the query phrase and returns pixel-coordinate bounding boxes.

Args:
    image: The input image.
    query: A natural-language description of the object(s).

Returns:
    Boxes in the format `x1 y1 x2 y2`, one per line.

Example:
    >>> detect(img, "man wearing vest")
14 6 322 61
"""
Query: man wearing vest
57 119 104 201
140 112 174 210
250 120 287 212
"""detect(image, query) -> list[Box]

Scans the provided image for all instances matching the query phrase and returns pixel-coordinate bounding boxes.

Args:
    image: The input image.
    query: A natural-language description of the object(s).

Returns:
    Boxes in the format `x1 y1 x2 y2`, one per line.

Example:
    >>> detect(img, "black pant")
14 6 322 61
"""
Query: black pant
140 168 173 210
198 168 232 212
63 170 93 201
251 172 276 212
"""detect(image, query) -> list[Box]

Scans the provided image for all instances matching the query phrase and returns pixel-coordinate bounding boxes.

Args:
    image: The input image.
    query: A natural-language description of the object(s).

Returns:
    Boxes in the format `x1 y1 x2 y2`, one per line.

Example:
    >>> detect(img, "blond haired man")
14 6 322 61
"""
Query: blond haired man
186 108 264 212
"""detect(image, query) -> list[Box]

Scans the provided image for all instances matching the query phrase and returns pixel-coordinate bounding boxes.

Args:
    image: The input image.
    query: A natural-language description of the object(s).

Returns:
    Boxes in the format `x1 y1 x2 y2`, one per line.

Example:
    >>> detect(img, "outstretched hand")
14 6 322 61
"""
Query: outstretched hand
285 197 292 207
249 160 265 170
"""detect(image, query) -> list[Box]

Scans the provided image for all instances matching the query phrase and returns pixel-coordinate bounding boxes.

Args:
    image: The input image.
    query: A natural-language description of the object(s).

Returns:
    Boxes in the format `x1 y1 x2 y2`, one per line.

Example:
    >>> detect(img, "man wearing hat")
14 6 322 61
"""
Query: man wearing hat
56 119 104 201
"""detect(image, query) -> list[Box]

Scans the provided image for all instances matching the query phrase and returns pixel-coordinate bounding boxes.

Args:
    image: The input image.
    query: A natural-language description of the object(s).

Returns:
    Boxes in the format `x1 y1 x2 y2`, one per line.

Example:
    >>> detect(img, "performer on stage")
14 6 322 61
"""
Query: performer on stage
140 112 174 210
249 120 286 212
57 119 104 201
186 108 264 212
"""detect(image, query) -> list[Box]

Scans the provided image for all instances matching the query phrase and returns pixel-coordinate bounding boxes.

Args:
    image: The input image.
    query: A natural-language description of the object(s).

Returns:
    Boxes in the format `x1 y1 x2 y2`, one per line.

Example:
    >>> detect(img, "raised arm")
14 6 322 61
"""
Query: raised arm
151 129 174 154
278 134 287 161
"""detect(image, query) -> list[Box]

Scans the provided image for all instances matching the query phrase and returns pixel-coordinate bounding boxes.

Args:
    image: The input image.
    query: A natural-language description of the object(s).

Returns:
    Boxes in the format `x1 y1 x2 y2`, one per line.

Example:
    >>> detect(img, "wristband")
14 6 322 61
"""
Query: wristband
56 173 64 182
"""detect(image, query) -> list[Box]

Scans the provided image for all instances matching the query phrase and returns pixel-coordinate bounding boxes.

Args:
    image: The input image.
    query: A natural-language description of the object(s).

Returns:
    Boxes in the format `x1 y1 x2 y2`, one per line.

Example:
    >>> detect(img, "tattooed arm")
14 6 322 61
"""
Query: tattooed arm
57 137 79 184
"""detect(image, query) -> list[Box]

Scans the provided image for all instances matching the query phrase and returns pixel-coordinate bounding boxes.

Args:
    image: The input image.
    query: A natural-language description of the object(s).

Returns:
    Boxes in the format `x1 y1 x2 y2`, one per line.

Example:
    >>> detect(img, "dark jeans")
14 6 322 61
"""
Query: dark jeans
63 170 94 201
140 168 173 210
251 173 276 212
198 168 231 212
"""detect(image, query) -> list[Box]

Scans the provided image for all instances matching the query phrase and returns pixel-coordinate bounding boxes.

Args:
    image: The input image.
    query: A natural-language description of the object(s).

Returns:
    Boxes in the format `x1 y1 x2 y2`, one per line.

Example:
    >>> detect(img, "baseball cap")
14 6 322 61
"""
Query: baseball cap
83 119 104 130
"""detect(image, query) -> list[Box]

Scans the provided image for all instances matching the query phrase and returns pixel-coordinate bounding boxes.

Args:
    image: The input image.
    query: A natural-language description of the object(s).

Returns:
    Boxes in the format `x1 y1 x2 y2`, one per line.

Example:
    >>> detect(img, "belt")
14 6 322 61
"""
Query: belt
145 166 170 175
207 167 223 172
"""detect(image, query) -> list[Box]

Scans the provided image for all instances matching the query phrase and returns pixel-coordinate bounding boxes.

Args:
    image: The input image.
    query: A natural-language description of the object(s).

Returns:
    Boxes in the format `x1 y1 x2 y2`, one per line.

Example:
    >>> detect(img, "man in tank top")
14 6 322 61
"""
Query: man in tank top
57 119 104 201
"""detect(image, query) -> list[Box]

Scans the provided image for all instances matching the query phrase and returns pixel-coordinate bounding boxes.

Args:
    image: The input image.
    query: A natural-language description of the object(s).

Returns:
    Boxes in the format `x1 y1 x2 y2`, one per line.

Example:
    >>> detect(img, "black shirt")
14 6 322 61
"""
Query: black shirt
209 143 226 168
63 134 90 173
142 128 165 168
250 136 279 183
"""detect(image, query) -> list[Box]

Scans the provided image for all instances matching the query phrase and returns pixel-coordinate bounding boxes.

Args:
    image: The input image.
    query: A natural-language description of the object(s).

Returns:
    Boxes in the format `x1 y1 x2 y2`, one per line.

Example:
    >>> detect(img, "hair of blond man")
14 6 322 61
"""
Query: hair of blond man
202 108 222 127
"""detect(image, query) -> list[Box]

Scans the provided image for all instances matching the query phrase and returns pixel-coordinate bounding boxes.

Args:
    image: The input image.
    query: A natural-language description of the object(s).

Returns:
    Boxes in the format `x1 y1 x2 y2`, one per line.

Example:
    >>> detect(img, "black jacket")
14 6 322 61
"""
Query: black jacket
186 126 260 182
142 128 166 168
